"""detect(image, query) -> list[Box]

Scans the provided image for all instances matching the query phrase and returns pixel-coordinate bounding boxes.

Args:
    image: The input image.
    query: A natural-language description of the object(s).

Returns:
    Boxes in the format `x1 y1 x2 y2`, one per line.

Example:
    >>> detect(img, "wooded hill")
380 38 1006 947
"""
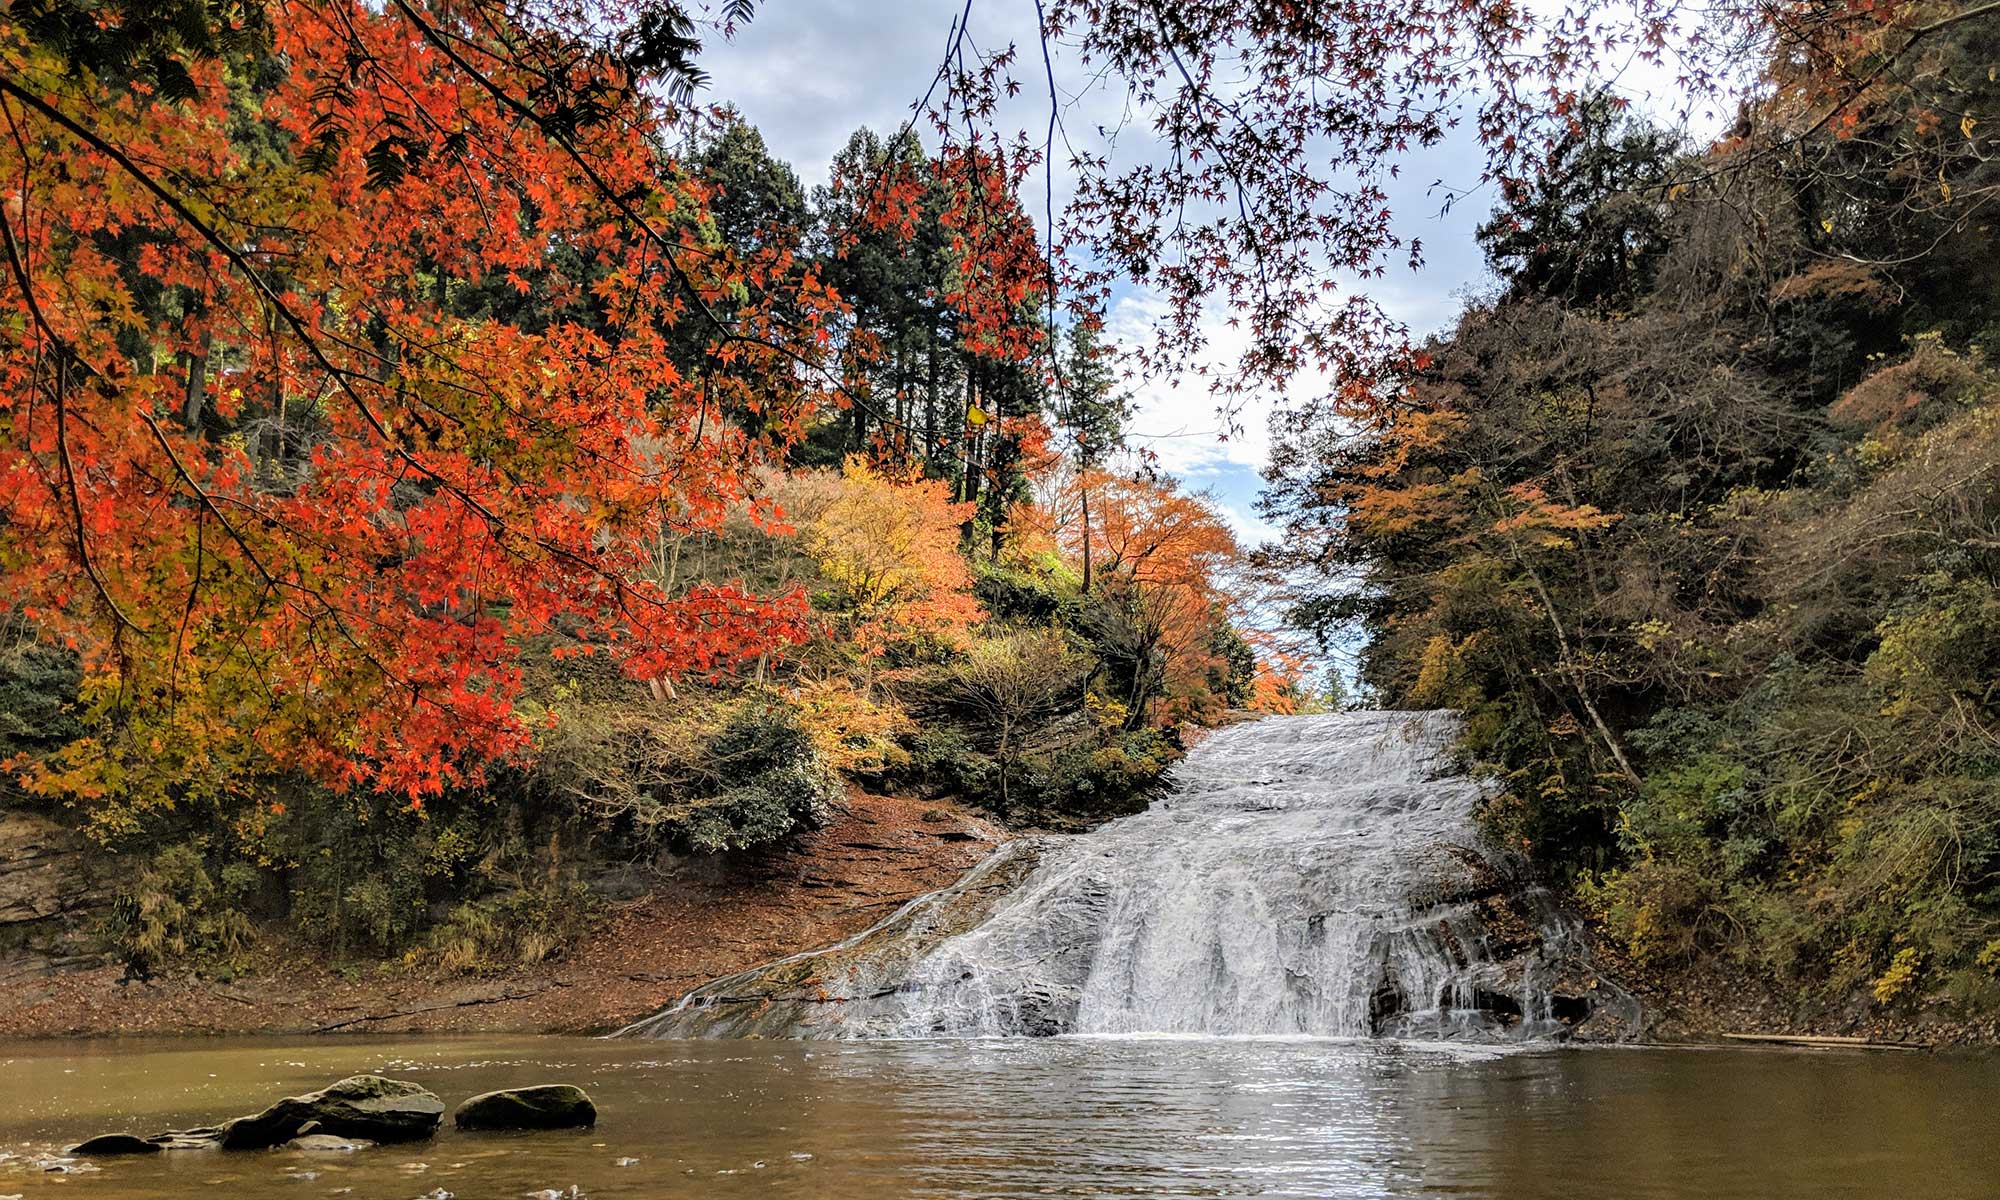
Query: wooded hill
0 3 1306 972
1267 24 2000 1016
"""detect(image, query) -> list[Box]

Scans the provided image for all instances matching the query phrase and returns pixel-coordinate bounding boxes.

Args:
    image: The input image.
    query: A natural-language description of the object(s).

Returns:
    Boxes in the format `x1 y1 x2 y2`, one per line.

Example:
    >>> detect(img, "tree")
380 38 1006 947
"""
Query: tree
1477 95 1680 310
949 630 1085 813
803 458 984 665
1056 471 1241 725
1054 320 1130 592
693 108 809 256
0 0 831 817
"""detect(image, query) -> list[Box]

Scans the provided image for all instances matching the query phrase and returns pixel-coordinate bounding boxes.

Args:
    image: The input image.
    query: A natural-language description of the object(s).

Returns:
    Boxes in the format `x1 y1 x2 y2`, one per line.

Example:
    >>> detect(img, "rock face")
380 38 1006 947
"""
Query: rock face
453 1085 597 1131
213 1076 444 1149
0 810 110 986
67 1134 160 1156
616 839 1047 1038
281 1133 372 1151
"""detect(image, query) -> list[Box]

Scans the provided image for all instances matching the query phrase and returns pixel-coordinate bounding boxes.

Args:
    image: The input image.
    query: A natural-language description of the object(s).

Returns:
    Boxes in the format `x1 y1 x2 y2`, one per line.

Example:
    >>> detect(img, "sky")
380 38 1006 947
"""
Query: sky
694 0 1507 548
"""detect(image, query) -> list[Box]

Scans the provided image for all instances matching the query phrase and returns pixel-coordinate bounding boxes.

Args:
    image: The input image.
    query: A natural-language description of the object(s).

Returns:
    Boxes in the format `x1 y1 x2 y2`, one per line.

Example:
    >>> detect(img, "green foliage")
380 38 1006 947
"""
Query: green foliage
427 878 597 973
1268 54 2000 1010
1013 724 1178 823
108 843 259 972
1206 620 1257 709
533 691 840 855
974 562 1072 626
688 700 843 852
0 639 83 771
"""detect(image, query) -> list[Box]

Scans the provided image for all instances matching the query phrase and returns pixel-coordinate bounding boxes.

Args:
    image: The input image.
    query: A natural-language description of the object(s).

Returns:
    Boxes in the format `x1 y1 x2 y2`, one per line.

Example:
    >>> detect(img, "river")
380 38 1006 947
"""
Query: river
3 1034 1996 1198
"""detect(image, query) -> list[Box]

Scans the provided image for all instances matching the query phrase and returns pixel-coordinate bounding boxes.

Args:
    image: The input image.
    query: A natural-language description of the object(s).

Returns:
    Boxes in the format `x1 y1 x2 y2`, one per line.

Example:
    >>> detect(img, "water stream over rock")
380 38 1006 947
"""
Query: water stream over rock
622 711 1636 1041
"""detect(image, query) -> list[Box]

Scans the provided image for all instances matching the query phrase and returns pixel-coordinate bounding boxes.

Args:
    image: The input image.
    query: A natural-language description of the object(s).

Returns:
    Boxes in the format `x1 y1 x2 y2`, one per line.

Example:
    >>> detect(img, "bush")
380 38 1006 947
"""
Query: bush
1013 723 1178 823
528 687 843 855
906 726 996 798
427 878 597 973
0 639 82 768
973 563 1070 625
108 843 258 973
675 700 843 852
1576 860 1718 968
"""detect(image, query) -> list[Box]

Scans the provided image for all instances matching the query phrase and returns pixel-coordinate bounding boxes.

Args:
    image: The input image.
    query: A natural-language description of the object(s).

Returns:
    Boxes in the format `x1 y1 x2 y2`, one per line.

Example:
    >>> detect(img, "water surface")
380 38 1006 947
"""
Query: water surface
2 1035 1995 1198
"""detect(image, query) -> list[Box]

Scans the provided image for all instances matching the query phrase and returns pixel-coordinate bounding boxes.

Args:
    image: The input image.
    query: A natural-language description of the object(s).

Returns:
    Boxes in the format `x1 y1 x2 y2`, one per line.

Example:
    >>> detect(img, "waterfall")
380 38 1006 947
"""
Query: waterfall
621 711 1635 1041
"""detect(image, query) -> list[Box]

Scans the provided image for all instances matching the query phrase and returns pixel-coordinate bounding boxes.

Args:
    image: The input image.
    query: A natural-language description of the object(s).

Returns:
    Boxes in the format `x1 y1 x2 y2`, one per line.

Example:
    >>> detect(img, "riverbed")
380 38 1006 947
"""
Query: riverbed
2 1035 1995 1198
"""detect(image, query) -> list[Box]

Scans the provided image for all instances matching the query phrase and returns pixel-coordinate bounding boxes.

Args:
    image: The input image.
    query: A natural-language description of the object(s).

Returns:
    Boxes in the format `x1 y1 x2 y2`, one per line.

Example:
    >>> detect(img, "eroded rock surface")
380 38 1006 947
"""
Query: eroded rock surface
215 1075 444 1148
67 1135 158 1156
0 811 109 987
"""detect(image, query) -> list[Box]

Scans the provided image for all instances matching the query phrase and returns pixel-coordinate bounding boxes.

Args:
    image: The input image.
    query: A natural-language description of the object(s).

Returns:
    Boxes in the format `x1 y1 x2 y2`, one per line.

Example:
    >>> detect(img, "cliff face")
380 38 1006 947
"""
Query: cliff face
0 811 109 989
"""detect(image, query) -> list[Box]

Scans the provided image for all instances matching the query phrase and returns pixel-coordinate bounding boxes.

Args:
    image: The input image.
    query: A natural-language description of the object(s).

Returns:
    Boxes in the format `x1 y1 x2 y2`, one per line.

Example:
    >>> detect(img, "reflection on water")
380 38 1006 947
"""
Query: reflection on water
1 1035 1995 1199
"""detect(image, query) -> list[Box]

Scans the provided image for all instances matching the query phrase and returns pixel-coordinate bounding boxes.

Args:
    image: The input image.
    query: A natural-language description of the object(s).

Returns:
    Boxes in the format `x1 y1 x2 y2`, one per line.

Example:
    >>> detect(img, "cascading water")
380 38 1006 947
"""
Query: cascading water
620 711 1635 1042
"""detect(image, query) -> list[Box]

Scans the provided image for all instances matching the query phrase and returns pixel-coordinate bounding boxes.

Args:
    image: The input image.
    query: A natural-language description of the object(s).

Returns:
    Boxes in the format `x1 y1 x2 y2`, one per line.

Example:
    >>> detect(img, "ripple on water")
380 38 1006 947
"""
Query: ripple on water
0 1031 1998 1198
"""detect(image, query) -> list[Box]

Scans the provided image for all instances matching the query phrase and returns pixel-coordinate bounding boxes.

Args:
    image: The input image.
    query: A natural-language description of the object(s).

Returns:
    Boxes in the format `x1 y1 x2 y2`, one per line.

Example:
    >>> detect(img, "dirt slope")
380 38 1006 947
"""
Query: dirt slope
0 790 1003 1038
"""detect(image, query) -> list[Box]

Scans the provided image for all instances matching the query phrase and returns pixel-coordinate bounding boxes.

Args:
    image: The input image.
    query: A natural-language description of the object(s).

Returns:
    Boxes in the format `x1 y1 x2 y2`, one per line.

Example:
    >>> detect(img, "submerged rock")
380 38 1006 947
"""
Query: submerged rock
67 1134 160 1156
282 1133 373 1152
145 1127 224 1151
453 1085 596 1131
216 1075 444 1149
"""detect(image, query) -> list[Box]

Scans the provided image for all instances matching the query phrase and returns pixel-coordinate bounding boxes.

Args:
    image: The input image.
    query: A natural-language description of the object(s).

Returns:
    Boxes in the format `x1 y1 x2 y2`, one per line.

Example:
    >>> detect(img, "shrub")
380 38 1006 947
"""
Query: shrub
672 700 843 852
789 676 912 775
1014 723 1178 824
1575 860 1718 968
108 843 258 972
531 691 841 854
427 878 597 973
973 563 1070 625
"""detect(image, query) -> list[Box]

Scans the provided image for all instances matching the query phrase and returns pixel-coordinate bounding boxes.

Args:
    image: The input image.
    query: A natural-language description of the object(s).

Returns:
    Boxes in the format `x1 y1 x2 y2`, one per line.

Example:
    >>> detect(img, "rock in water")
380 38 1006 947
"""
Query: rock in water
282 1133 373 1152
216 1076 444 1149
68 1134 160 1156
452 1085 597 1131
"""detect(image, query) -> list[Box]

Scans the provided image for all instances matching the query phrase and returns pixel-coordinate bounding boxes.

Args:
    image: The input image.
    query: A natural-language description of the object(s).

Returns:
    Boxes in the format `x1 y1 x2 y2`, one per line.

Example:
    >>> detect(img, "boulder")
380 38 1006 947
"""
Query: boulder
452 1085 597 1132
215 1075 443 1149
67 1134 160 1156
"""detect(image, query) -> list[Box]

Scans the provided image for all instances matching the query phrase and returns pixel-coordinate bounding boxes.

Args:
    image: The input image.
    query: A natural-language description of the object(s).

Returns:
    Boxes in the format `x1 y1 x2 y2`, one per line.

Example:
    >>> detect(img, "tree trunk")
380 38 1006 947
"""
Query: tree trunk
179 333 211 430
1079 482 1093 593
1514 552 1642 787
996 721 1011 814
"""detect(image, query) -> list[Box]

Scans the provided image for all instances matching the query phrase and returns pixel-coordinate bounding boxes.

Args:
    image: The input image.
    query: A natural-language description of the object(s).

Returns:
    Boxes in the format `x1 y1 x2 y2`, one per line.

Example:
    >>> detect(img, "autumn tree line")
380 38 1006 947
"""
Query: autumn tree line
1266 17 2000 1013
9 0 1992 1012
0 0 1311 969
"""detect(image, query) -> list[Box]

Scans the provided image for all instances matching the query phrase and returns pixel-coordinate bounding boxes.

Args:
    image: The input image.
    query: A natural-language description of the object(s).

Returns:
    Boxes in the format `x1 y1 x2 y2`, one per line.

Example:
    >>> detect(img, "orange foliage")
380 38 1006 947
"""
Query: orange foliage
1051 470 1242 721
0 0 832 807
804 458 984 655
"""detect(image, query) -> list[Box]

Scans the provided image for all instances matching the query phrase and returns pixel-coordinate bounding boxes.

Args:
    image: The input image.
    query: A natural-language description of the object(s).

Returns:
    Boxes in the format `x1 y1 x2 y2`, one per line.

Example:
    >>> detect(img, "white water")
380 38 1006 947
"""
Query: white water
629 711 1611 1041
881 710 1575 1038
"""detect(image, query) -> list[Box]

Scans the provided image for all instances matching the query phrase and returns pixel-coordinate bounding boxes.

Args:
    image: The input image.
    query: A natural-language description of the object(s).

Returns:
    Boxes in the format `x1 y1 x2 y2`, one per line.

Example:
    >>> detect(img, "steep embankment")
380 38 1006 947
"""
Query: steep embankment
0 790 1001 1038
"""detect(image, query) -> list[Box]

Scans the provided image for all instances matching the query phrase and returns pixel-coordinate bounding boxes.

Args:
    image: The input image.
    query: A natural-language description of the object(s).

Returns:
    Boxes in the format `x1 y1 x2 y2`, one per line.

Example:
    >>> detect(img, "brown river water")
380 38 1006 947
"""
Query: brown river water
1 1035 1997 1199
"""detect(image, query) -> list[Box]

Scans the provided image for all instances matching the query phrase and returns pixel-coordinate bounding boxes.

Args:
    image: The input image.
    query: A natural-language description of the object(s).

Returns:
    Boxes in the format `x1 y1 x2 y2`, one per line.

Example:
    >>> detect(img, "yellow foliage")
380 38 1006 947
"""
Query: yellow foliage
805 458 983 650
789 677 912 773
1872 946 1921 1004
